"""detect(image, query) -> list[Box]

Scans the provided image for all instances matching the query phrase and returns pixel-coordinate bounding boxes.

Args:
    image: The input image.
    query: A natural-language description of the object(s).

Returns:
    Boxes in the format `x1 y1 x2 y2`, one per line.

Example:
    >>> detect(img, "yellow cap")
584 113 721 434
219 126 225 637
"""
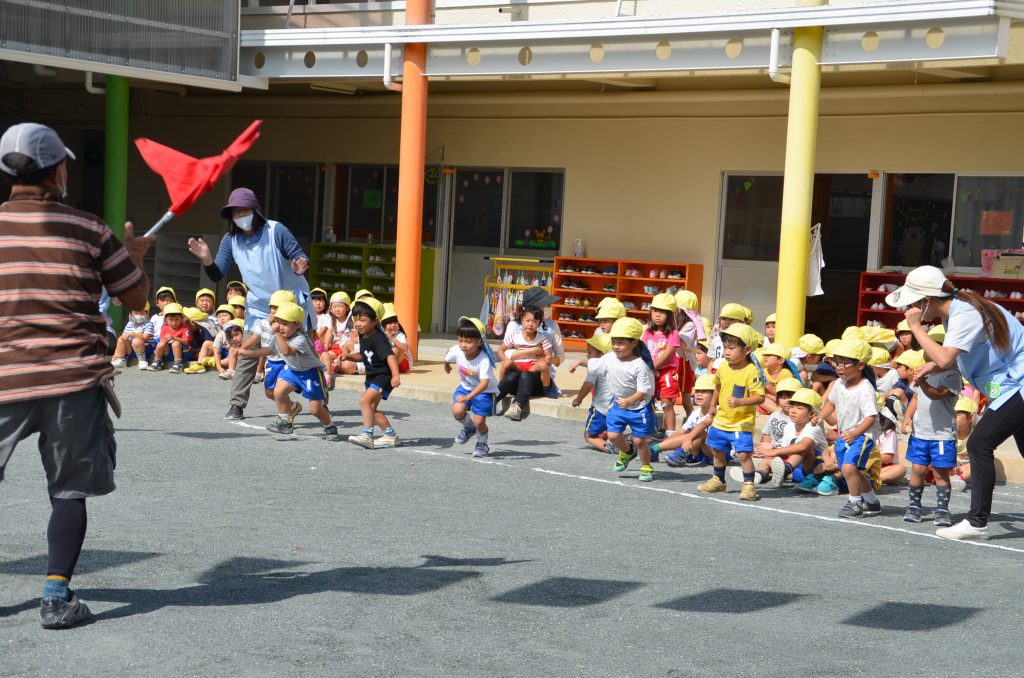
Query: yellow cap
697 339 710 351
763 344 791 360
595 301 626 320
701 317 713 337
596 297 619 310
272 302 305 323
609 317 645 340
675 290 698 311
228 295 247 307
269 290 297 307
862 326 896 346
226 318 245 330
896 319 911 333
928 324 946 342
586 333 613 354
162 302 184 315
720 322 757 347
651 293 677 313
693 374 718 391
156 286 177 300
458 315 487 336
310 287 328 298
227 280 248 294
360 297 385 320
894 349 925 369
765 313 777 325
215 304 235 316
776 377 803 395
869 347 892 366
955 396 978 414
742 305 754 325
719 302 747 321
183 307 208 322
824 338 842 358
381 303 398 322
195 288 215 303
835 339 872 363
789 388 823 411
330 291 351 306
355 289 374 300
841 325 865 341
798 334 826 355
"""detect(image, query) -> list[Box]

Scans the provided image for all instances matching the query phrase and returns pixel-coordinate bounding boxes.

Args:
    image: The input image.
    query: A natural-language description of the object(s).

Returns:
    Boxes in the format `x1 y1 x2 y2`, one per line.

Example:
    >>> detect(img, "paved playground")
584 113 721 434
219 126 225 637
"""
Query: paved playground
3 369 1024 676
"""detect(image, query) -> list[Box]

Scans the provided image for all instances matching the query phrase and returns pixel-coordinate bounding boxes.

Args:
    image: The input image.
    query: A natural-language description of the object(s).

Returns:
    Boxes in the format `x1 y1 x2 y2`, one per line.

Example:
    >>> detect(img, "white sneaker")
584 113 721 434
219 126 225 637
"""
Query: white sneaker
375 433 400 448
949 475 967 493
767 457 787 488
728 466 745 484
936 518 989 541
348 433 375 449
137 360 149 370
110 358 127 368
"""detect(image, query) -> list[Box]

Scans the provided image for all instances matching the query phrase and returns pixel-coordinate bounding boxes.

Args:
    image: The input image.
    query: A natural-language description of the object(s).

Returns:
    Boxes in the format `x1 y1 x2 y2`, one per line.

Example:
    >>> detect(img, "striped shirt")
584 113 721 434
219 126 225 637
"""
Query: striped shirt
0 192 143 404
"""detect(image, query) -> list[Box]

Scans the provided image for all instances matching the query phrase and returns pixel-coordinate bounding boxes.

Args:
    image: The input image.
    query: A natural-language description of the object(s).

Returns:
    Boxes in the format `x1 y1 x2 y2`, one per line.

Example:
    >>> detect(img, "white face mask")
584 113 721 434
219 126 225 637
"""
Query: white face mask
233 214 254 231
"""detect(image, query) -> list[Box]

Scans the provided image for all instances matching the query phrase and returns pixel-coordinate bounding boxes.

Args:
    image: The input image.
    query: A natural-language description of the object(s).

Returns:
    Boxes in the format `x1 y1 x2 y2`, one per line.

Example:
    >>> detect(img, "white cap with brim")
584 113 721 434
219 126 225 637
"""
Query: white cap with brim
885 265 950 308
0 123 75 176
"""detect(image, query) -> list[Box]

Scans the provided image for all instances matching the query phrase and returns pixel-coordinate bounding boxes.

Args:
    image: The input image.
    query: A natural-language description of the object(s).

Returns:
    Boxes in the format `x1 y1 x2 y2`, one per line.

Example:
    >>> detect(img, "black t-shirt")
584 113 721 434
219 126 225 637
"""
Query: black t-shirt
360 327 394 380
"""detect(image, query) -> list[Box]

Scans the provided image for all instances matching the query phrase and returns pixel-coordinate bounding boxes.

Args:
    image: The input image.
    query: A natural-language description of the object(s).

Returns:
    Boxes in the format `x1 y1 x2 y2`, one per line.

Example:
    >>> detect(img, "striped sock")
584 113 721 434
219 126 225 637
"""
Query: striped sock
384 427 396 437
43 575 70 602
362 427 374 436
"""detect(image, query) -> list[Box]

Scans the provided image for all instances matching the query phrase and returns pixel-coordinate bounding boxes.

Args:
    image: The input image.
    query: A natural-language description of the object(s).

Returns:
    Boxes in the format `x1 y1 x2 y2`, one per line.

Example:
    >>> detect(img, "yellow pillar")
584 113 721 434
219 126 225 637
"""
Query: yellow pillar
774 0 826 348
394 1 430 360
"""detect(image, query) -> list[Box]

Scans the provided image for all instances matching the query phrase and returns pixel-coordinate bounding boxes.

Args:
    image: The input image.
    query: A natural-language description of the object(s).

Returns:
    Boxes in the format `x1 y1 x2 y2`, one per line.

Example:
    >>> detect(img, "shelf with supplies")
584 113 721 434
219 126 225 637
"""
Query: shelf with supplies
857 271 1024 326
481 257 554 338
308 241 435 329
552 256 703 348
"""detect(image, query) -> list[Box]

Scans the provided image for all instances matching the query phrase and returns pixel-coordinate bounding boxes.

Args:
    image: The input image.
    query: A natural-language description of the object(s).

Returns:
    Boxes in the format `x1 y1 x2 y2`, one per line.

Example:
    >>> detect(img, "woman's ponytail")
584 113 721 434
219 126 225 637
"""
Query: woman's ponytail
942 280 1010 354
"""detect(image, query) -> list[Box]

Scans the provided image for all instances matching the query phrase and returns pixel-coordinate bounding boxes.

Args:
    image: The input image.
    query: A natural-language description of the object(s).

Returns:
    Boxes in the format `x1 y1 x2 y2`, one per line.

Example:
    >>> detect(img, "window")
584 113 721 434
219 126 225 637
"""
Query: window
883 173 954 267
347 165 385 242
951 176 1024 267
382 166 440 244
721 175 783 261
506 171 564 251
452 169 504 249
270 164 321 244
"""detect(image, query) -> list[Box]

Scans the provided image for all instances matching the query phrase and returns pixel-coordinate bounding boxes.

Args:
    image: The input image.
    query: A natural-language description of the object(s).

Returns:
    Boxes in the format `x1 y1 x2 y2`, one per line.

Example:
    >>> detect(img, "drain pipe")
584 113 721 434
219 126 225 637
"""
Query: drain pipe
383 43 403 92
85 71 105 94
769 28 791 84
614 0 624 16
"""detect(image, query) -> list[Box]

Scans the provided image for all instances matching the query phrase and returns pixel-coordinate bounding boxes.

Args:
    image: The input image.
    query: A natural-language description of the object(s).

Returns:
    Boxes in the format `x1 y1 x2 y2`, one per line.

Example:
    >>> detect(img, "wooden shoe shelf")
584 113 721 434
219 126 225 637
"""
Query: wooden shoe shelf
858 271 1024 327
552 256 703 350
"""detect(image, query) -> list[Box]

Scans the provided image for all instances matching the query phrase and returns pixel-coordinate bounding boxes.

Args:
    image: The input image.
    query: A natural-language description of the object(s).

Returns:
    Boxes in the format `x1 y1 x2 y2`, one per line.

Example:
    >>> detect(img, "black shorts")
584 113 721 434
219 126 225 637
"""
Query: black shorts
0 386 116 499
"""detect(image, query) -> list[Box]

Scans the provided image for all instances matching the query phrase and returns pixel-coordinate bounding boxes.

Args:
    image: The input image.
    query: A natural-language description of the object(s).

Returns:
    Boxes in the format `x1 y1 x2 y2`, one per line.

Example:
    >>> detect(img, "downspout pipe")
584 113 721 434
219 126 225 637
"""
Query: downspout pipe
769 28 791 85
384 43 403 92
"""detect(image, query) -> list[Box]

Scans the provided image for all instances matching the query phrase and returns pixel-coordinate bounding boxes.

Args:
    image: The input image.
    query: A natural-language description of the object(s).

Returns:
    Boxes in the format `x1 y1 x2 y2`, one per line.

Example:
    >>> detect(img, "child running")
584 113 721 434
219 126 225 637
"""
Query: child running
571 333 614 453
818 339 882 518
642 293 681 434
444 316 499 458
237 290 300 422
596 318 656 482
342 298 401 449
264 302 340 441
697 322 765 500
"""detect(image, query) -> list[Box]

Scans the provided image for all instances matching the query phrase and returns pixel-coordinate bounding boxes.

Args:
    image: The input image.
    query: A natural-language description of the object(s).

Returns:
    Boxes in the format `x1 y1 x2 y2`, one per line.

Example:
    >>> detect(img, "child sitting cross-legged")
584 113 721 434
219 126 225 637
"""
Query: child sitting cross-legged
148 302 191 373
734 377 802 486
111 303 154 369
571 333 615 453
445 316 500 458
771 388 830 491
655 373 717 467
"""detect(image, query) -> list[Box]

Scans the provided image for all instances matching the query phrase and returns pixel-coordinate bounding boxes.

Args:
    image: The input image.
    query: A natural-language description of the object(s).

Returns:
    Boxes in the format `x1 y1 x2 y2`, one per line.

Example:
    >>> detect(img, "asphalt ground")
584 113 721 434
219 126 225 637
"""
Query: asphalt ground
3 369 1024 677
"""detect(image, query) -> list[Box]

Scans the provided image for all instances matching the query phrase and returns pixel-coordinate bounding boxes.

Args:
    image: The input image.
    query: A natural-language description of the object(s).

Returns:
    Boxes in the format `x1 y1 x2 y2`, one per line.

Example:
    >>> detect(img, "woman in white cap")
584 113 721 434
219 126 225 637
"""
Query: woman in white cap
886 265 1024 541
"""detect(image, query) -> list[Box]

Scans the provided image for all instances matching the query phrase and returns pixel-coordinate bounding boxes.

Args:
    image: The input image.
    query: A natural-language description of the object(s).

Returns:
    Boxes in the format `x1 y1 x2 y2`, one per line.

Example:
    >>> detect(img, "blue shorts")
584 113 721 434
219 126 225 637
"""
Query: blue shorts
606 402 655 438
585 407 608 437
264 360 286 391
278 366 327 402
453 386 497 418
835 435 874 470
366 380 393 400
706 426 754 455
906 436 957 469
219 346 230 360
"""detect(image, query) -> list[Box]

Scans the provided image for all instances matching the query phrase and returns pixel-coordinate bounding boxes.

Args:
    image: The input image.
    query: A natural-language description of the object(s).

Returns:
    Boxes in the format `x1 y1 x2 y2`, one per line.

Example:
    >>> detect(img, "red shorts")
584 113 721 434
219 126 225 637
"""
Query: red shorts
399 357 410 373
328 345 344 358
655 367 681 400
514 360 537 372
677 361 695 394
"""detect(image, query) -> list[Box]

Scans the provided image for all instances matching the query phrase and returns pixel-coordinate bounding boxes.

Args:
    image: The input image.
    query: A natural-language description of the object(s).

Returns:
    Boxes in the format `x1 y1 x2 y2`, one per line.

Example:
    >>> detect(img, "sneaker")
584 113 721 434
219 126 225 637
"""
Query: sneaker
505 402 523 421
796 475 820 493
697 475 727 493
862 499 882 516
665 448 686 467
838 500 864 518
110 358 127 368
288 401 302 426
544 384 562 399
348 433 375 449
933 508 953 527
936 518 990 541
39 592 93 629
904 506 922 523
767 457 787 488
739 481 759 501
473 442 490 458
816 475 840 496
728 466 763 485
649 448 659 463
323 425 341 442
168 361 184 374
202 357 217 369
638 464 654 482
183 363 206 374
147 360 163 371
266 417 293 435
614 447 638 472
223 404 244 420
604 439 619 455
137 360 149 371
497 396 512 416
375 433 400 448
218 369 234 380
455 426 475 444
685 454 707 467
950 475 967 493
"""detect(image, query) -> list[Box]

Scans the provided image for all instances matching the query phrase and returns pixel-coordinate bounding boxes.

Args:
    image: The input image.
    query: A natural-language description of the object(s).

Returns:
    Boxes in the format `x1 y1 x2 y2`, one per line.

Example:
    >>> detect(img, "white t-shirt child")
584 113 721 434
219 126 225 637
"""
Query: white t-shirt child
445 346 499 394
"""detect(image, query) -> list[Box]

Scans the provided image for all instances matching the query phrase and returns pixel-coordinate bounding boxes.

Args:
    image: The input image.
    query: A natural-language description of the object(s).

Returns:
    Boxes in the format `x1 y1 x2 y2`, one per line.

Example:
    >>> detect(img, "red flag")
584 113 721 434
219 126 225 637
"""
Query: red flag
135 120 262 215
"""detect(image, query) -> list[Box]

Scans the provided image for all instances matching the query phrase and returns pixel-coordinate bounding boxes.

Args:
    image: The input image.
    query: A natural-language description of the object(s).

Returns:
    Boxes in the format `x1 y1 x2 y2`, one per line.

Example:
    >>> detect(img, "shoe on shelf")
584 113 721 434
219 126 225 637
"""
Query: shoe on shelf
904 506 922 523
455 426 475 444
767 457 787 488
473 442 490 458
39 592 93 630
816 475 840 496
862 499 882 516
936 518 990 541
838 500 864 518
739 481 759 501
110 358 127 368
223 404 244 420
796 474 820 493
933 508 953 527
323 425 341 442
613 447 638 472
375 433 400 448
697 475 727 493
168 362 184 374
266 417 293 435
348 433 375 449
638 464 654 482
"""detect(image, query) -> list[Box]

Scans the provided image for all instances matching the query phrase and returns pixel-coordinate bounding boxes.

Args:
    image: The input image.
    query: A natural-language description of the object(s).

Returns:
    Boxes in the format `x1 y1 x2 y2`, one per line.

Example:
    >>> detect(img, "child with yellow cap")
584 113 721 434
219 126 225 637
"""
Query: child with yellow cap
445 316 500 457
643 293 682 433
759 344 800 415
654 373 717 467
195 288 216 315
229 290 301 422
148 302 191 373
707 302 747 365
341 297 402 449
750 377 804 483
226 280 248 303
319 291 356 386
149 285 178 343
571 333 616 453
769 388 830 491
673 289 706 418
950 396 977 492
380 303 412 373
698 323 766 501
111 303 155 370
763 313 777 347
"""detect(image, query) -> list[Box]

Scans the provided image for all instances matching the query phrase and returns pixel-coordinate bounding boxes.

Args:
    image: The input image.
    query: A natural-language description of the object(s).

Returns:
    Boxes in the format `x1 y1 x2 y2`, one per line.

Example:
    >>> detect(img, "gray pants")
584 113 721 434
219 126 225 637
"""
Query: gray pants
229 354 261 410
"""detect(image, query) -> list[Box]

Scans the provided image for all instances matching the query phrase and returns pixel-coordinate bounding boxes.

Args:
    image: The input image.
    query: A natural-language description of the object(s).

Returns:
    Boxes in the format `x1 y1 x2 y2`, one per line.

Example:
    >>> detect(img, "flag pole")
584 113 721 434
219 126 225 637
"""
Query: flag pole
144 210 175 238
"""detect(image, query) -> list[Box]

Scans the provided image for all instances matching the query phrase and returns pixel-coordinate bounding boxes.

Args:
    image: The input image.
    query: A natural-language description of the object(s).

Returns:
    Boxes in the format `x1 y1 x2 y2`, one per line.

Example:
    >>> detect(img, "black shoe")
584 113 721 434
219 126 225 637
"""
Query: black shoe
40 593 93 629
223 404 244 420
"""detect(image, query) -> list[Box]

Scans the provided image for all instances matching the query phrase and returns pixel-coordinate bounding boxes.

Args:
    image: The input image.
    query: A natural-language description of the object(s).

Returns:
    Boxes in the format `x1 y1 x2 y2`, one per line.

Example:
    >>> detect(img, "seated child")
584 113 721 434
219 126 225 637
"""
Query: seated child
674 290 705 418
740 377 802 485
213 304 236 330
694 340 712 377
872 347 898 395
572 334 615 453
796 333 825 384
884 351 919 406
950 396 976 492
226 280 248 304
759 345 799 414
341 298 401 449
893 319 914 358
149 286 177 349
195 288 216 315
320 291 356 384
111 304 155 369
445 316 499 458
656 373 718 467
190 319 244 378
229 294 247 321
309 287 330 333
149 302 191 373
763 388 830 491
877 395 908 486
763 312 776 347
381 303 413 373
263 302 340 442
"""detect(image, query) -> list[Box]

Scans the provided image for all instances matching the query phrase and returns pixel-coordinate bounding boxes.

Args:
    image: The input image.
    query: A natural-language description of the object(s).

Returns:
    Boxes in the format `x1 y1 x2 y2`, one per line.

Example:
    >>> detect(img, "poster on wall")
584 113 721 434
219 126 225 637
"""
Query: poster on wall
980 210 1013 236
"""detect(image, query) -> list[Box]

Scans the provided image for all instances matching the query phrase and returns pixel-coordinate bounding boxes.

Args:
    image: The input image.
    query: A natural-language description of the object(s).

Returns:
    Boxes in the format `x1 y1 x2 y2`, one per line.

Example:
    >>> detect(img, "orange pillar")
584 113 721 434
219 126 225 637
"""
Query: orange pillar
394 1 430 360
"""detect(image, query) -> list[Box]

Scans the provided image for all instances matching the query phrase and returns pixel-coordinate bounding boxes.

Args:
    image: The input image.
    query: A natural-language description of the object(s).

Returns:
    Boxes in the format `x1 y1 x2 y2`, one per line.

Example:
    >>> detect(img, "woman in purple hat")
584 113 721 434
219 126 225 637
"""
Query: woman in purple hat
187 187 312 419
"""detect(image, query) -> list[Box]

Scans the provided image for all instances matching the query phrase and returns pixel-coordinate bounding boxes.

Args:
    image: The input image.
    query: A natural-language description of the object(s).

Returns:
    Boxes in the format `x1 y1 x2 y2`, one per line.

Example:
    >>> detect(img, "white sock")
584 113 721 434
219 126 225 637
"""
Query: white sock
849 494 862 504
862 490 877 503
456 413 472 428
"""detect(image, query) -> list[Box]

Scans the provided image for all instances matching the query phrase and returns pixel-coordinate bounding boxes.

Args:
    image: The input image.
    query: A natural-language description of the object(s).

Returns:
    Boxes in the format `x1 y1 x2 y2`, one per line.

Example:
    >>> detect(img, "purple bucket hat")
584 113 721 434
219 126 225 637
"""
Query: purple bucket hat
220 187 263 219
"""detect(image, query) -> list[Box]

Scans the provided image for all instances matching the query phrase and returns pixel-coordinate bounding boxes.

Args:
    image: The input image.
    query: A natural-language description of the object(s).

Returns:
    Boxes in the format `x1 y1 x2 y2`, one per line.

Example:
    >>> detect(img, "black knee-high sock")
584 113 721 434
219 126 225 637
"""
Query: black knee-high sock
47 498 87 579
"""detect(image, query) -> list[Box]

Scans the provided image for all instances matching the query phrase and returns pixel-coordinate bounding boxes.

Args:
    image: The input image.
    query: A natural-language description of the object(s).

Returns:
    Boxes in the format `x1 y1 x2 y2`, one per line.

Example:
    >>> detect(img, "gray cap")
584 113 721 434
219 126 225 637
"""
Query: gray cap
0 123 75 176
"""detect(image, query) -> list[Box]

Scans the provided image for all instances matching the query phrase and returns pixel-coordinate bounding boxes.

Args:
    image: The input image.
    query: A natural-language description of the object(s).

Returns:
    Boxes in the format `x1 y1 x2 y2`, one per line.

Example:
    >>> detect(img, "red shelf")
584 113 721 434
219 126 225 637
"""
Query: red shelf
858 271 1024 326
